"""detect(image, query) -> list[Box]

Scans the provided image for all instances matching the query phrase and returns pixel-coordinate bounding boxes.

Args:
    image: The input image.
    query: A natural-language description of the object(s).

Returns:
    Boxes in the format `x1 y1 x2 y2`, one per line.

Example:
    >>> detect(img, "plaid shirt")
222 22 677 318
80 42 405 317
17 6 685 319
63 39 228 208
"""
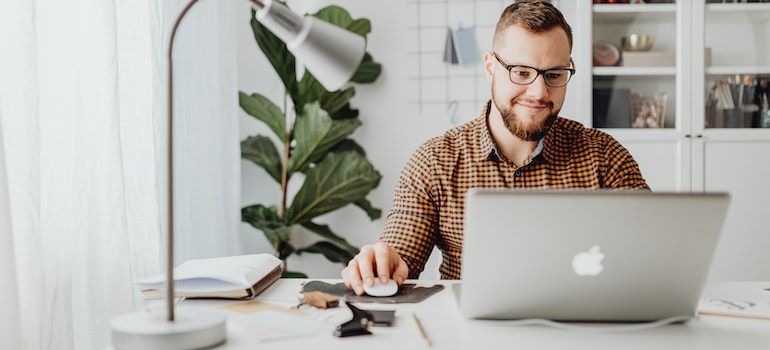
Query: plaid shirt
381 102 649 280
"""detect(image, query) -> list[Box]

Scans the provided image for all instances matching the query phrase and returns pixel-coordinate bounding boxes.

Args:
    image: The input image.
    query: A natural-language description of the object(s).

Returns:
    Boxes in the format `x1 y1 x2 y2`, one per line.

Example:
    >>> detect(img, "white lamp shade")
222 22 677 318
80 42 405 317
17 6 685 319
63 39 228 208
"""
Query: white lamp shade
256 0 366 91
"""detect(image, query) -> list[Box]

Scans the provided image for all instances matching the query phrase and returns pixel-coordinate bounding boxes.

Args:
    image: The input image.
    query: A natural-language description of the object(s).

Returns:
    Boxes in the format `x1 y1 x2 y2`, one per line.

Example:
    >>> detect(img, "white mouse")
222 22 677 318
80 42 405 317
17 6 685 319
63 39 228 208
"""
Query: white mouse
363 279 398 297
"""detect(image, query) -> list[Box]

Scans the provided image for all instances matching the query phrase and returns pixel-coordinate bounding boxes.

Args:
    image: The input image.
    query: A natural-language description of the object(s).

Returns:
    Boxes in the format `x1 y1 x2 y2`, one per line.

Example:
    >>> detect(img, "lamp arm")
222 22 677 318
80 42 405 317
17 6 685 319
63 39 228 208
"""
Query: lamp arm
165 0 265 323
165 0 364 322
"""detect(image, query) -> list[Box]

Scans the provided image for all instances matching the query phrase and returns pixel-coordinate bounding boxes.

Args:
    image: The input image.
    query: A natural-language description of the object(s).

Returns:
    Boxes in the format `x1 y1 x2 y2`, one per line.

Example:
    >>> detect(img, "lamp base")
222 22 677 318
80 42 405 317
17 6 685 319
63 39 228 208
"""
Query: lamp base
111 308 226 350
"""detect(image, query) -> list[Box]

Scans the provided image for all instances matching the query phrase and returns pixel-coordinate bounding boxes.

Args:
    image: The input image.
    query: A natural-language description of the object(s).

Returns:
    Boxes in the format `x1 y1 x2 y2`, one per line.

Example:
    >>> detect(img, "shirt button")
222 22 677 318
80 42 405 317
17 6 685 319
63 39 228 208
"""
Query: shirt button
514 170 522 177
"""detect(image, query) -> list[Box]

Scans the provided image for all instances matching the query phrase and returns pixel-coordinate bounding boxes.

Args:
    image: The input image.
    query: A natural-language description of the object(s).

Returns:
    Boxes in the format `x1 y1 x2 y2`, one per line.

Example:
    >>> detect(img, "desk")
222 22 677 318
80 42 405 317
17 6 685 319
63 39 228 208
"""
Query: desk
177 280 770 349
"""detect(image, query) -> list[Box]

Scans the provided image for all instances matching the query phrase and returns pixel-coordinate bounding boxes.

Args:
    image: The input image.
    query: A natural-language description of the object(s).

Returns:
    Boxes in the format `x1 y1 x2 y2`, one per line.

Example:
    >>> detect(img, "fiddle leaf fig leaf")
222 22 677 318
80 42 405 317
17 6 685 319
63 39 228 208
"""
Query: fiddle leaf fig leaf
241 135 283 184
250 9 297 98
239 92 287 142
241 204 291 246
346 18 371 37
296 241 356 265
313 5 355 28
287 102 361 173
353 199 382 221
286 151 381 224
297 71 326 107
321 87 356 118
301 221 359 255
350 53 382 84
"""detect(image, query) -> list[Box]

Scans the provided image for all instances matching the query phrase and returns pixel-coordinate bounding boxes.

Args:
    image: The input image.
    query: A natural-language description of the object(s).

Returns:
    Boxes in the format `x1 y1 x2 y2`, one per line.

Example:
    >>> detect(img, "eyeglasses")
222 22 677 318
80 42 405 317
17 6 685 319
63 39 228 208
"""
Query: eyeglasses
493 52 575 88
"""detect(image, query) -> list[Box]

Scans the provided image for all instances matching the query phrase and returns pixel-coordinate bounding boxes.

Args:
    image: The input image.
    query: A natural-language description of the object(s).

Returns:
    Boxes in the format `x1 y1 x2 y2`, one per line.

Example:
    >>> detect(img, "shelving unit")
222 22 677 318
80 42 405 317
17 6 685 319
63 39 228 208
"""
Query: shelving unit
575 1 770 281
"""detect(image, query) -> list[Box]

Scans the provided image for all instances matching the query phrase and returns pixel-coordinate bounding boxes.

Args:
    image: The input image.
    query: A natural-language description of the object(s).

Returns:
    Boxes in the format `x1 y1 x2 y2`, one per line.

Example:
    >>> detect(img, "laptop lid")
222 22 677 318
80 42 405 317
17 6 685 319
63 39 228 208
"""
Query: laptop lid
457 189 730 321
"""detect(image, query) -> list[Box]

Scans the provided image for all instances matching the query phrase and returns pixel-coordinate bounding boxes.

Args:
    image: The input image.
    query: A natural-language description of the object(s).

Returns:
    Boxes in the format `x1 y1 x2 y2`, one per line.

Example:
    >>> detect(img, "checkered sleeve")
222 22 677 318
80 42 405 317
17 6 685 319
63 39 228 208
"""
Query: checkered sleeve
380 141 439 279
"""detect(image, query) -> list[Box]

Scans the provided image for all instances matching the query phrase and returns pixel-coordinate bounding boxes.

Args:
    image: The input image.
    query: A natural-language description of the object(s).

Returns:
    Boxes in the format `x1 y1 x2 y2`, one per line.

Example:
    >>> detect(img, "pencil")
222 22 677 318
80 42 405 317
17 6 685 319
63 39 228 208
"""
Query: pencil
412 313 432 347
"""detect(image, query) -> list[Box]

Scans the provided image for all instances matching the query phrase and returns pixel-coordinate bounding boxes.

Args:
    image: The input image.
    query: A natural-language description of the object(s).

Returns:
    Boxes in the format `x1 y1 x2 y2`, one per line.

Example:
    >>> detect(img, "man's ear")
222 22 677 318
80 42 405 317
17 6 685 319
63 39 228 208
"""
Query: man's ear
483 51 496 82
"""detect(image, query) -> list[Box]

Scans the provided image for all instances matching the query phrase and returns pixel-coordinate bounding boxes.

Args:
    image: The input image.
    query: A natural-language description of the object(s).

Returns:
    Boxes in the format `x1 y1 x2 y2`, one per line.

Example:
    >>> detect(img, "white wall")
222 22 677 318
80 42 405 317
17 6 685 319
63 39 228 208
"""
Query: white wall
236 0 579 278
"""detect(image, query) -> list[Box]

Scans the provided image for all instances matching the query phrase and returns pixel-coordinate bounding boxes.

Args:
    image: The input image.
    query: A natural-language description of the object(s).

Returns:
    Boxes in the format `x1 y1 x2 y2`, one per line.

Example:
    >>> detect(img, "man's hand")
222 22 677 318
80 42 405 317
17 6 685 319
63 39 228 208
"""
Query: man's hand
341 242 409 295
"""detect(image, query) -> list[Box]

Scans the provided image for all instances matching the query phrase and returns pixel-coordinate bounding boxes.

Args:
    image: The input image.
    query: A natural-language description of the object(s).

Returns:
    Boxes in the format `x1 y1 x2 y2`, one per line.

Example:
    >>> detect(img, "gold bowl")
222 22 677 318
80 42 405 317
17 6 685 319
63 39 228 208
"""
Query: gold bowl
621 34 654 52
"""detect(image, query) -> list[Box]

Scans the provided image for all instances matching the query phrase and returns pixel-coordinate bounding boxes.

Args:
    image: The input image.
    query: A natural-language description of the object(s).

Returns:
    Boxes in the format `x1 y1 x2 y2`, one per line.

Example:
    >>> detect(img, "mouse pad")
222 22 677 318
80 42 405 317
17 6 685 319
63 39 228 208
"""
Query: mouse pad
300 281 444 304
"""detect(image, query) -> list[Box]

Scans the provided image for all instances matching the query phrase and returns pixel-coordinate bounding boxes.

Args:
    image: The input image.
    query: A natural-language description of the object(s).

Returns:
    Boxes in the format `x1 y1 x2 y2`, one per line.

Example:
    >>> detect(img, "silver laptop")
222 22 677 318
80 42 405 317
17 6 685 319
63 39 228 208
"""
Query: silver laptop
456 189 730 321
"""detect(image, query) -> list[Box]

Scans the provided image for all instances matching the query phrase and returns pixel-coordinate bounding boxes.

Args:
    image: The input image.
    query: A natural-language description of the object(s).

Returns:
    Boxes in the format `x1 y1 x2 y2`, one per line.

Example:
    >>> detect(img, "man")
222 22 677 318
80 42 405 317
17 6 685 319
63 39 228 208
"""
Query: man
342 0 649 295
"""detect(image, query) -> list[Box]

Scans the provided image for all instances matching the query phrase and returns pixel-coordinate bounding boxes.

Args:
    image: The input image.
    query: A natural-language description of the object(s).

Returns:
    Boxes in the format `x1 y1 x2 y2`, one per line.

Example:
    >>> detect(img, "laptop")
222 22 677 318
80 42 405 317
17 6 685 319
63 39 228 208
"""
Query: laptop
456 189 730 321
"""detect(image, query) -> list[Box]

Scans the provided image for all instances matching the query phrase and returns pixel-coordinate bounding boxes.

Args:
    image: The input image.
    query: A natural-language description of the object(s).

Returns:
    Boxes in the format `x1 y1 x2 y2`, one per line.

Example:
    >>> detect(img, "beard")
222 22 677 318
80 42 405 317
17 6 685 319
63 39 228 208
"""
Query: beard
492 87 558 141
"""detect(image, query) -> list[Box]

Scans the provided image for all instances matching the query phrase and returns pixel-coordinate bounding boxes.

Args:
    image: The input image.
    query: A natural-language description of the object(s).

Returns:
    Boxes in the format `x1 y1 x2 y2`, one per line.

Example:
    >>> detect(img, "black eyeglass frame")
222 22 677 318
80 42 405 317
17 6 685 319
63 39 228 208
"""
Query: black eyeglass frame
492 52 576 88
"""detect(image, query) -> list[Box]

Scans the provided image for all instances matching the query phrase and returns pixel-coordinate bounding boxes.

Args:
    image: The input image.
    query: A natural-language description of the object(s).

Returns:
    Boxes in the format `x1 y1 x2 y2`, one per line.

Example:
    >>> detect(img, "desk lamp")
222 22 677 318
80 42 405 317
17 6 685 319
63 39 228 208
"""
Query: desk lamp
110 0 365 348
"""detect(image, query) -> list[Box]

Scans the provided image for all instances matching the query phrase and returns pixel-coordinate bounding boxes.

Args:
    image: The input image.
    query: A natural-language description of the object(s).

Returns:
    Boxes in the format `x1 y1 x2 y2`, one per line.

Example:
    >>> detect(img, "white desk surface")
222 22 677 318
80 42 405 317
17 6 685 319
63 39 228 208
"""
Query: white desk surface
177 279 770 349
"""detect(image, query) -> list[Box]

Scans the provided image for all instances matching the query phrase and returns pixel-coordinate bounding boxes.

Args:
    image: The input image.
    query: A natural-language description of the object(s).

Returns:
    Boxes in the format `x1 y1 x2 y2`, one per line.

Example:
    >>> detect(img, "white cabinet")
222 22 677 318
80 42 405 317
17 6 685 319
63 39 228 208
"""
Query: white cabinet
575 1 770 281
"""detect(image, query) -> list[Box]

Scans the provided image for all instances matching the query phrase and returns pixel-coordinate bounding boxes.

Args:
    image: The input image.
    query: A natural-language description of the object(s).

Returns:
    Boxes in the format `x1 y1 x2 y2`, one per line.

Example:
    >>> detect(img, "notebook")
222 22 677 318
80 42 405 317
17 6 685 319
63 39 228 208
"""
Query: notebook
456 189 730 321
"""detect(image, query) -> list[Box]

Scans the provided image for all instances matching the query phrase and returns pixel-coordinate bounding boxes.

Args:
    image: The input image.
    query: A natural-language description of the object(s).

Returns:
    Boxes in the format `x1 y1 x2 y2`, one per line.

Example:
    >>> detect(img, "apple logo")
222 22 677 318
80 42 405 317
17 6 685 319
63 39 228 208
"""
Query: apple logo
572 245 605 277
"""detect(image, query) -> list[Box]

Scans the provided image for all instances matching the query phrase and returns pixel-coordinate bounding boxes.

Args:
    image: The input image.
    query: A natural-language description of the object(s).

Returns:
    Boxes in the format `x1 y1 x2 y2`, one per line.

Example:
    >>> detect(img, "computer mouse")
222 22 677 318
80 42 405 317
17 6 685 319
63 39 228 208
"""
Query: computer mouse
363 279 398 297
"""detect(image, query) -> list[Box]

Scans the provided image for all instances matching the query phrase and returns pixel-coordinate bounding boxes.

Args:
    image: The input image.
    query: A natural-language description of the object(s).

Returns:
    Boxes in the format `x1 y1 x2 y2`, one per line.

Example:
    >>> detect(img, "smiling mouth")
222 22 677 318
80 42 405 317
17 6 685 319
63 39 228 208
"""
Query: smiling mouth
516 102 550 115
519 103 546 109
514 97 552 109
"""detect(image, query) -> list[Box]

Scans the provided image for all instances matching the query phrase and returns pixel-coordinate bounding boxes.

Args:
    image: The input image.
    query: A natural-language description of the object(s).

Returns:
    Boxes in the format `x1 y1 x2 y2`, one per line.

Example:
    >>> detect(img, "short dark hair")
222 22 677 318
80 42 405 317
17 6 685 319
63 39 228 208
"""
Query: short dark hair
493 0 573 51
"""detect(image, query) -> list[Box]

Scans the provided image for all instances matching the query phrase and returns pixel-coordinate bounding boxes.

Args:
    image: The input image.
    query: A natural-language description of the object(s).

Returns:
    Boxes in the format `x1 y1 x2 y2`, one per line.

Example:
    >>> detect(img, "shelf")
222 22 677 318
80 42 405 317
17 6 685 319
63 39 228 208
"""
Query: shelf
593 3 677 14
593 66 677 76
705 66 770 76
593 4 676 23
706 3 770 22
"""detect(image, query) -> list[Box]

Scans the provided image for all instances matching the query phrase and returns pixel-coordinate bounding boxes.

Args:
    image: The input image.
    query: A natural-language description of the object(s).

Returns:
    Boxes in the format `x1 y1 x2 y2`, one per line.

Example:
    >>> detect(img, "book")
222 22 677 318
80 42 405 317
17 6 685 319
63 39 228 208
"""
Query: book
134 253 283 300
697 296 770 321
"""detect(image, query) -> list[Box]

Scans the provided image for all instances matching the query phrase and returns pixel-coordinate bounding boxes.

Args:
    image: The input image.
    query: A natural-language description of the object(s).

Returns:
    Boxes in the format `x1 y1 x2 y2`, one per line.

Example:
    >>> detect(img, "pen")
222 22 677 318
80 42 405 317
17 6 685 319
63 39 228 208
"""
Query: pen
412 313 432 347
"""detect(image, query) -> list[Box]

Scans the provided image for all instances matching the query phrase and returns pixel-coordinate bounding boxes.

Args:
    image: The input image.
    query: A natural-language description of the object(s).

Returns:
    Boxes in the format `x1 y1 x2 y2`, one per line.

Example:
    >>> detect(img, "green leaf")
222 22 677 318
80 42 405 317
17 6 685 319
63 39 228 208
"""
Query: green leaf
250 9 298 98
353 199 382 220
321 88 356 117
301 221 359 255
240 135 283 184
346 18 372 37
350 53 382 84
296 241 356 265
330 139 365 155
287 102 361 173
286 151 382 224
328 104 359 121
297 70 326 106
275 241 295 261
313 5 355 28
238 92 287 142
241 205 292 245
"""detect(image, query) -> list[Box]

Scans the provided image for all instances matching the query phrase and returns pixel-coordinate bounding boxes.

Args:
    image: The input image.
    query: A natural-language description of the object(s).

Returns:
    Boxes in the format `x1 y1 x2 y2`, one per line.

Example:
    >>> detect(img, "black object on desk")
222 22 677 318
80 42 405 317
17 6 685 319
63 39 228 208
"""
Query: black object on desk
301 280 445 304
364 309 396 327
333 301 373 337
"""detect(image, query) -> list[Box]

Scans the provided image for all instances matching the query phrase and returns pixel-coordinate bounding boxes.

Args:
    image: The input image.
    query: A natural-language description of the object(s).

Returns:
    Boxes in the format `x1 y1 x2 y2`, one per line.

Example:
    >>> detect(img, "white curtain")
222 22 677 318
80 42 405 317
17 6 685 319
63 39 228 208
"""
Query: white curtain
0 0 241 348
0 110 21 350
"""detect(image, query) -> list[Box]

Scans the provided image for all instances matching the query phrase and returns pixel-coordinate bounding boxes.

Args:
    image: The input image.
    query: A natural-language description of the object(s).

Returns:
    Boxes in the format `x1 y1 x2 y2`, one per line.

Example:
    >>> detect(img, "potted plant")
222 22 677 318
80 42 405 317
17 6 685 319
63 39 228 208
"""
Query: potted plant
240 3 383 277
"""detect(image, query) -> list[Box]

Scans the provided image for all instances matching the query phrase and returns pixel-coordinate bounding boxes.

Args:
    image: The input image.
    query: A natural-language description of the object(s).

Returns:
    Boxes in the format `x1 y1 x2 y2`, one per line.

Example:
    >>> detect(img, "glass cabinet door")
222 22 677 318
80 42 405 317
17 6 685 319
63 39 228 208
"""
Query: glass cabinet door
703 2 770 129
591 2 678 129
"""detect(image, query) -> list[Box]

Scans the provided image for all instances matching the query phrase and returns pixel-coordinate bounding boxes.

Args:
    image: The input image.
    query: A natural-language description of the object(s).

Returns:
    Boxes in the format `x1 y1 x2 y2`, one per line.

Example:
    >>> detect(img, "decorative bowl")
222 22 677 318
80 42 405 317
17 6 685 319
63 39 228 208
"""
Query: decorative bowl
621 34 654 52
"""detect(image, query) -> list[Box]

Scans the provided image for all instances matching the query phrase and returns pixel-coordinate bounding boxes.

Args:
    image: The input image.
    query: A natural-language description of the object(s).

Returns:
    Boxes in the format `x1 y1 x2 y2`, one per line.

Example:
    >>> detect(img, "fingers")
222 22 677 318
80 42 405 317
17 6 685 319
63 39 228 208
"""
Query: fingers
374 242 393 284
341 242 408 296
342 258 365 295
392 258 409 285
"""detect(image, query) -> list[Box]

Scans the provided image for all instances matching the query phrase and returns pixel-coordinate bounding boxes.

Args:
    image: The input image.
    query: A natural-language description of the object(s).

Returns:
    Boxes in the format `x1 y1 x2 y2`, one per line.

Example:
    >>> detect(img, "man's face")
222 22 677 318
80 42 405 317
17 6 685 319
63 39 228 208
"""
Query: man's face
484 25 572 141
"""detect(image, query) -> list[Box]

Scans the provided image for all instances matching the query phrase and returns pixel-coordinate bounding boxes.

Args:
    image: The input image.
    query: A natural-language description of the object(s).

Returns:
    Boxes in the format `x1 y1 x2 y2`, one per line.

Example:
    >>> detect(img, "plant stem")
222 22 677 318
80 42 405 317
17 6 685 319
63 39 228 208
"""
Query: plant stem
278 92 292 220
